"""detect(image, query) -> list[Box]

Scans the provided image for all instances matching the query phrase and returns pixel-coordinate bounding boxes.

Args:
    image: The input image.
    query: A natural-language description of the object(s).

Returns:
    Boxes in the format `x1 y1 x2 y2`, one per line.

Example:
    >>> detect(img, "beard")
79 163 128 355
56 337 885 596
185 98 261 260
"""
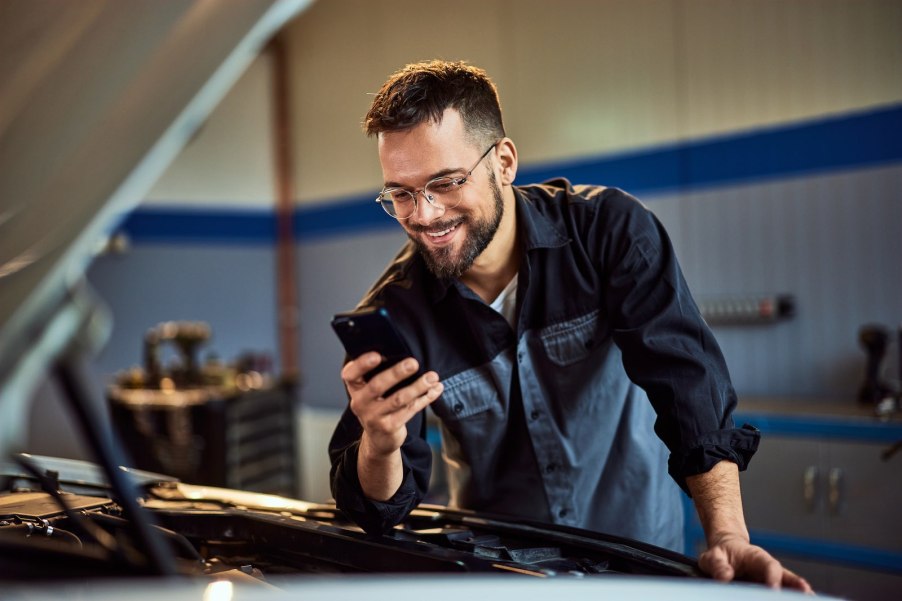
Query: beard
409 171 505 279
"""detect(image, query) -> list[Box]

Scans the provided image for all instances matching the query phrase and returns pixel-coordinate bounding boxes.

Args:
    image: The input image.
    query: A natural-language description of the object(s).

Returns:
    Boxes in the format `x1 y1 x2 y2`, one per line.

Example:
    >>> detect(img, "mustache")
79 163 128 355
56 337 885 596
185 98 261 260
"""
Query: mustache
406 216 465 234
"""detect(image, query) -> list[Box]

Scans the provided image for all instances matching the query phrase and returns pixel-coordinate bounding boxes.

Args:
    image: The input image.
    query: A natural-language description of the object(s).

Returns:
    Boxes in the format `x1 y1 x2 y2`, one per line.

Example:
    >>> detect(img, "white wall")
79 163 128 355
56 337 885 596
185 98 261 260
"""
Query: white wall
281 0 902 203
143 52 277 208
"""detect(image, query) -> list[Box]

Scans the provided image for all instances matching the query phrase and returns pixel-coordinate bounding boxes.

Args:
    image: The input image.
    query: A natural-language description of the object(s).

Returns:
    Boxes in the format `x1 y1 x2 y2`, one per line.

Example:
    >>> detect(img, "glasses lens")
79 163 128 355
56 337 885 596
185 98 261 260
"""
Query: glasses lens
424 177 463 211
380 190 416 219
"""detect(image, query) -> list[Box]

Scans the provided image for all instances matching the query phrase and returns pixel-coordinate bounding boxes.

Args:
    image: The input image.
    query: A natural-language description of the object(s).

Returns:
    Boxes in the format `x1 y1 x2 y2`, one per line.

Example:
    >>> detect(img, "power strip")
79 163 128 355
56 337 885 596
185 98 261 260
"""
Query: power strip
697 294 795 326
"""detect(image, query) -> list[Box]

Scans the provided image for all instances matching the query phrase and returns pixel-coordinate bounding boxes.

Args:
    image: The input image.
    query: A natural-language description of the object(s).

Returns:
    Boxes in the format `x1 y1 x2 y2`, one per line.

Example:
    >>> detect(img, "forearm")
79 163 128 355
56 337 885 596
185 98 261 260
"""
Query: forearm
685 459 750 547
357 431 405 501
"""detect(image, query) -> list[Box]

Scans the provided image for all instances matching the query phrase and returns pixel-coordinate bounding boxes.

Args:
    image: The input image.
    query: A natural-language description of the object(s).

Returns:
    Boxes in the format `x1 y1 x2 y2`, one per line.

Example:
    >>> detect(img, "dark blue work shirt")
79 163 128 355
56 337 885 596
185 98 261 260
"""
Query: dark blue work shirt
329 180 759 551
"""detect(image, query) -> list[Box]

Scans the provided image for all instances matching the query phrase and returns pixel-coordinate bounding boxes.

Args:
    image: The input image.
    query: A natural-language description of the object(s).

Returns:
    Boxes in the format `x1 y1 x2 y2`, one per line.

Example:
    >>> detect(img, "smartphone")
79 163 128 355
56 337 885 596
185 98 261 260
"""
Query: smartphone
331 306 420 395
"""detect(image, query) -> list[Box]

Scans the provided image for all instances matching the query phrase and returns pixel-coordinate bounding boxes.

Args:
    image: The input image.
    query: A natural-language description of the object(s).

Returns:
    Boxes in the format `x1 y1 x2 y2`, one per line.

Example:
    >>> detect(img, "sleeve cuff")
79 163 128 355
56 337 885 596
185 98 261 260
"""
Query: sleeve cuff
668 423 761 495
332 440 422 535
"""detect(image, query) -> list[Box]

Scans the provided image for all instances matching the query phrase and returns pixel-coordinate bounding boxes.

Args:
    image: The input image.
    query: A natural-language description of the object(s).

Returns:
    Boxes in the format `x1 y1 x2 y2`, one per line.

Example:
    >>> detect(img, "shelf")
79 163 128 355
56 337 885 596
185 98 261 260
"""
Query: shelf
736 397 902 443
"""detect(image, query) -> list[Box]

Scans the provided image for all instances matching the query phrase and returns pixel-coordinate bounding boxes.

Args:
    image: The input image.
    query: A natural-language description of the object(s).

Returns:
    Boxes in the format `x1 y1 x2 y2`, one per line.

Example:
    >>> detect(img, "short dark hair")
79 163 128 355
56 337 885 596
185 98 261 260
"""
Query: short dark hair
363 60 505 146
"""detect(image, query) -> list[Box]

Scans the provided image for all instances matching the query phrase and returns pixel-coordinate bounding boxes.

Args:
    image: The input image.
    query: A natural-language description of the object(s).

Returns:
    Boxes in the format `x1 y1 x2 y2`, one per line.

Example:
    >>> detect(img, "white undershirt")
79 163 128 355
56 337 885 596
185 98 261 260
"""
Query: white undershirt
488 273 518 330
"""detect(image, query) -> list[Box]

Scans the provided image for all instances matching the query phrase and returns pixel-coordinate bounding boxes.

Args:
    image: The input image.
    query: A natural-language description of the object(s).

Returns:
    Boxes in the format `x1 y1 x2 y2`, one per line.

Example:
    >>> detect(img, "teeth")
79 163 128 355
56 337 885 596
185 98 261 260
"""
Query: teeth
427 225 456 237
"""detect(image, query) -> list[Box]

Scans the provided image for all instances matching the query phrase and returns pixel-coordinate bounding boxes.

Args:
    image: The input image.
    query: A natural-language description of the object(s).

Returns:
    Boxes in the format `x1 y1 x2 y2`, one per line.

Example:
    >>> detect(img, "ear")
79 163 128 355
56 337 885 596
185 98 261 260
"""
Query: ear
495 137 518 186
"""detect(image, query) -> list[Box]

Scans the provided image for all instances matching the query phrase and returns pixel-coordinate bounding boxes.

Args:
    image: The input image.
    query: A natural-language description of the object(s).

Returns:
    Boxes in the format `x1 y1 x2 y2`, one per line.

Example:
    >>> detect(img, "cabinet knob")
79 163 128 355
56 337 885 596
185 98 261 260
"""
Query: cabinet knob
803 465 819 512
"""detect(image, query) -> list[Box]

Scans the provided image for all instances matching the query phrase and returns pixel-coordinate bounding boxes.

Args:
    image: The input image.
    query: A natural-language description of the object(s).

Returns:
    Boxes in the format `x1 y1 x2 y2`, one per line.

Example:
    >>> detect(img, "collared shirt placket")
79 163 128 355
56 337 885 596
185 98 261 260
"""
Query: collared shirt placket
514 253 578 527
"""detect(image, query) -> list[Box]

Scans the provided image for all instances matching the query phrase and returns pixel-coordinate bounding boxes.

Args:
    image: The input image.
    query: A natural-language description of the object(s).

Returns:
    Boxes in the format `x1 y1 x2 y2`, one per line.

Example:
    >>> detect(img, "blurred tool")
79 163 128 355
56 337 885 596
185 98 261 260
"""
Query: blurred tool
857 324 892 405
108 322 296 497
858 323 902 427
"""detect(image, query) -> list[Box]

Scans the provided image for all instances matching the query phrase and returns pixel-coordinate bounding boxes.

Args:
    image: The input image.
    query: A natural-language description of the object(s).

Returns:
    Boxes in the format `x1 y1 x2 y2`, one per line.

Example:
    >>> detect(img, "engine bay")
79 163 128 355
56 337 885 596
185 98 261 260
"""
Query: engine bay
0 457 700 585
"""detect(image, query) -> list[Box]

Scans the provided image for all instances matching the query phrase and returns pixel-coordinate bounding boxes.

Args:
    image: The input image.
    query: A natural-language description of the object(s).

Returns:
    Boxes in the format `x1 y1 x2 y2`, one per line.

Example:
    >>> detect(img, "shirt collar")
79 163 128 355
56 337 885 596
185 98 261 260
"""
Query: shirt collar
513 185 571 251
426 185 571 302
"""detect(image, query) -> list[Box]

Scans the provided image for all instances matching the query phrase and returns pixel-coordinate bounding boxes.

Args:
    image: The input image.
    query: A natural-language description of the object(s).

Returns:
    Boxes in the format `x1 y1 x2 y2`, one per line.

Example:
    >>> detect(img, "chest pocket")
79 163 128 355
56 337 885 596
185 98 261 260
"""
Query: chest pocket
431 364 502 423
540 309 602 367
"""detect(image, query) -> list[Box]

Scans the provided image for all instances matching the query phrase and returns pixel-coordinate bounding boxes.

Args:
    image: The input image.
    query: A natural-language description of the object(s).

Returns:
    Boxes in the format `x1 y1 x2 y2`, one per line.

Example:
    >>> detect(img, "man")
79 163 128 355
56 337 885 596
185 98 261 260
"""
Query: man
329 60 811 592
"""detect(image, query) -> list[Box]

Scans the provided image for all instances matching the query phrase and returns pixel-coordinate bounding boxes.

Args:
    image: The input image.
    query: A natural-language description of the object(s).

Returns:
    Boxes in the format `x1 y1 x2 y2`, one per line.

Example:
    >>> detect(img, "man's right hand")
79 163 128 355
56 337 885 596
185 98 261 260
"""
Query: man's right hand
341 352 443 500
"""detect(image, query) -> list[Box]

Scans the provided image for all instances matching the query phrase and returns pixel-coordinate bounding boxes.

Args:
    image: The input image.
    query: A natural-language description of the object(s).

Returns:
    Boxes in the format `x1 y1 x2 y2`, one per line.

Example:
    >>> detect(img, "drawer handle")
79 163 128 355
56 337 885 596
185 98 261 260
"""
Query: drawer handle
803 466 819 512
828 468 843 515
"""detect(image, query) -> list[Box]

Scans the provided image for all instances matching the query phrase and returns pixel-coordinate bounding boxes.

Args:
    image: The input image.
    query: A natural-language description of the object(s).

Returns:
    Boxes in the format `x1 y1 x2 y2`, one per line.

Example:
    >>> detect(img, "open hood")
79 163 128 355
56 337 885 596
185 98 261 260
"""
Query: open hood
0 0 311 458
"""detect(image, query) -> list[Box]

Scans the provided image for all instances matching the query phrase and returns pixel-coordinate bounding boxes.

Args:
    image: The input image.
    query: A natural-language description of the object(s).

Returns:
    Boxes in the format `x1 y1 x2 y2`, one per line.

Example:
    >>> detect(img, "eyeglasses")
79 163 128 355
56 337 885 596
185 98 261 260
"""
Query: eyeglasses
376 142 498 220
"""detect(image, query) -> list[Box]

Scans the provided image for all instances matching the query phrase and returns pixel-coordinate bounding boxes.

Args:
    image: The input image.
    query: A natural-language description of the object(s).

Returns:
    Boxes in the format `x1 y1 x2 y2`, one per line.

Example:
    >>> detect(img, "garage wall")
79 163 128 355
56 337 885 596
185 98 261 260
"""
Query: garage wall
276 0 902 410
64 0 902 499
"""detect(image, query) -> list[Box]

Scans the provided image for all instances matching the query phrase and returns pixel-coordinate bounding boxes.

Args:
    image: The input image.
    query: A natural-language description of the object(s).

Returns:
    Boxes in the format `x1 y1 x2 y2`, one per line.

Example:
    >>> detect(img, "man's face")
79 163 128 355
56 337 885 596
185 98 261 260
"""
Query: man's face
378 110 503 279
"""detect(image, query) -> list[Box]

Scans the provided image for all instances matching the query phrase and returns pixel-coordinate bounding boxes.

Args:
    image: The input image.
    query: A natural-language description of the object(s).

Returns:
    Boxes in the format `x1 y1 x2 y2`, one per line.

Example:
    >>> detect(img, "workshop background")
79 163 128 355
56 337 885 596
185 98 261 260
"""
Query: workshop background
24 0 902 598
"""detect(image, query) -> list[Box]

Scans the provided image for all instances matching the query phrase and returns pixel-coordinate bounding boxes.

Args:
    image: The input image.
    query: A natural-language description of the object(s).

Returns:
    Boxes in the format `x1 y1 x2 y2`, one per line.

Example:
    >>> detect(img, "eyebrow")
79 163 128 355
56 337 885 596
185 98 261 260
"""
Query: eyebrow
383 166 466 190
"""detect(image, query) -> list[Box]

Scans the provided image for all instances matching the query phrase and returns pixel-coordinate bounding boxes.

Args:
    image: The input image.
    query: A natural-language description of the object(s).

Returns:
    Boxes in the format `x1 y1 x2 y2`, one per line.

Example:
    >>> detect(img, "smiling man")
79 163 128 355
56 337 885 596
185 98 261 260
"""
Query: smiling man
328 60 811 592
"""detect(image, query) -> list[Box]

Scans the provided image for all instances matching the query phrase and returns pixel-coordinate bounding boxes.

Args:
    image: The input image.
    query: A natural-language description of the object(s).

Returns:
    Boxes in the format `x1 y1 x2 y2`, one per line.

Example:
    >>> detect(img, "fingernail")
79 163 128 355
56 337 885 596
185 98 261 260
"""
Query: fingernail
403 359 416 371
425 372 438 384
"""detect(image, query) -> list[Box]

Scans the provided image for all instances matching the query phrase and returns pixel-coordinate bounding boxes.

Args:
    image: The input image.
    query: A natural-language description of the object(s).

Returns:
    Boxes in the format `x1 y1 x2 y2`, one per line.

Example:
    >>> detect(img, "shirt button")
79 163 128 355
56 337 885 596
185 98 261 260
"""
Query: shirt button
517 351 524 361
544 463 556 474
558 508 569 518
530 410 540 420
453 402 464 414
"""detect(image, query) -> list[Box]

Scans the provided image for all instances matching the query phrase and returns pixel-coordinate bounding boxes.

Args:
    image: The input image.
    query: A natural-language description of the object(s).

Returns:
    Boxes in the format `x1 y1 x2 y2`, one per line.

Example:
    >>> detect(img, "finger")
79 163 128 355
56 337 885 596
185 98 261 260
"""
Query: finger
392 380 444 423
341 352 382 388
389 371 442 410
762 557 783 589
407 377 443 411
378 381 442 431
365 357 419 398
699 547 734 582
781 568 814 594
353 370 439 428
740 546 784 589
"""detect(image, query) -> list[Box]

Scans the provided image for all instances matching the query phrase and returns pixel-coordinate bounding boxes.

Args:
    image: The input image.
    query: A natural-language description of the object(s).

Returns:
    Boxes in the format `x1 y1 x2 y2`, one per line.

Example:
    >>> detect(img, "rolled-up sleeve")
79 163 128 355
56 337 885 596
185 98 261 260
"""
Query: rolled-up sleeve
328 406 432 534
603 195 760 494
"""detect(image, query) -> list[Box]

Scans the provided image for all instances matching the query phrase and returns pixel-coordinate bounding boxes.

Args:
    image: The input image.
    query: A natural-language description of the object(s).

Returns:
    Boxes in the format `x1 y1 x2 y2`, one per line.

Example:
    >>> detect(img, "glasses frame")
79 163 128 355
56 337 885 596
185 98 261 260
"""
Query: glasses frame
375 141 499 220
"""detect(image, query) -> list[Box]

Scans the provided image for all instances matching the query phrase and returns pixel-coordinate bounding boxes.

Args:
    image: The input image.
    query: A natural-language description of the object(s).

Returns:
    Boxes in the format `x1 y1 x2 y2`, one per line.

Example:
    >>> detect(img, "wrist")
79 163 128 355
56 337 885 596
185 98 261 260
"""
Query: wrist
357 432 403 502
686 460 751 548
359 431 403 466
706 528 750 549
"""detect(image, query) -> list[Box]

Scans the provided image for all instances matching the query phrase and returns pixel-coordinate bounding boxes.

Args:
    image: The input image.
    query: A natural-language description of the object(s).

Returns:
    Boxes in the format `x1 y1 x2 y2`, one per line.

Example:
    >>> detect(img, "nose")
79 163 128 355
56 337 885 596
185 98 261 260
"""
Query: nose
410 190 445 225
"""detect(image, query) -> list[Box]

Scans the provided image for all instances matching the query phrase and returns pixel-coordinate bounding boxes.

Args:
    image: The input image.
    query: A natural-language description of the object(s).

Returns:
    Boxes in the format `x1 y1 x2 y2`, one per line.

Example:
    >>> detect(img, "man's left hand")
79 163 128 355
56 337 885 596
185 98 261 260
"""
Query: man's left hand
686 461 814 594
699 534 813 593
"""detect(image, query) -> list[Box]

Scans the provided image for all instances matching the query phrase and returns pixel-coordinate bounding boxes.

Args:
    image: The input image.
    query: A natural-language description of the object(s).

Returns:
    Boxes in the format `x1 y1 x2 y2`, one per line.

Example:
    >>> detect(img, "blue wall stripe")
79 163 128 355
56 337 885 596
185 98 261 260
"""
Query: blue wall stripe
292 195 397 239
121 103 902 243
123 207 276 244
498 103 902 195
747 531 902 574
680 105 902 190
734 411 902 443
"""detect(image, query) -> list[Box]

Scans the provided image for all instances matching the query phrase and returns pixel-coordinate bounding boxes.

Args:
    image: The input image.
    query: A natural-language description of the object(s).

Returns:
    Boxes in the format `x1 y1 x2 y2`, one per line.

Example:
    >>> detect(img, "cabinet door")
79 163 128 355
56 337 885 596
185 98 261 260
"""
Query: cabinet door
739 436 825 538
824 439 902 550
823 562 902 601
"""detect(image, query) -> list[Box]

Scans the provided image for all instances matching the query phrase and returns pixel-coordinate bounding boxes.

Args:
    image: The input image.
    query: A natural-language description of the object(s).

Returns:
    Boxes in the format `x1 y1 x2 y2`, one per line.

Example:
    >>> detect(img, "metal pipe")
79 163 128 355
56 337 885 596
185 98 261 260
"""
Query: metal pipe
268 34 300 385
